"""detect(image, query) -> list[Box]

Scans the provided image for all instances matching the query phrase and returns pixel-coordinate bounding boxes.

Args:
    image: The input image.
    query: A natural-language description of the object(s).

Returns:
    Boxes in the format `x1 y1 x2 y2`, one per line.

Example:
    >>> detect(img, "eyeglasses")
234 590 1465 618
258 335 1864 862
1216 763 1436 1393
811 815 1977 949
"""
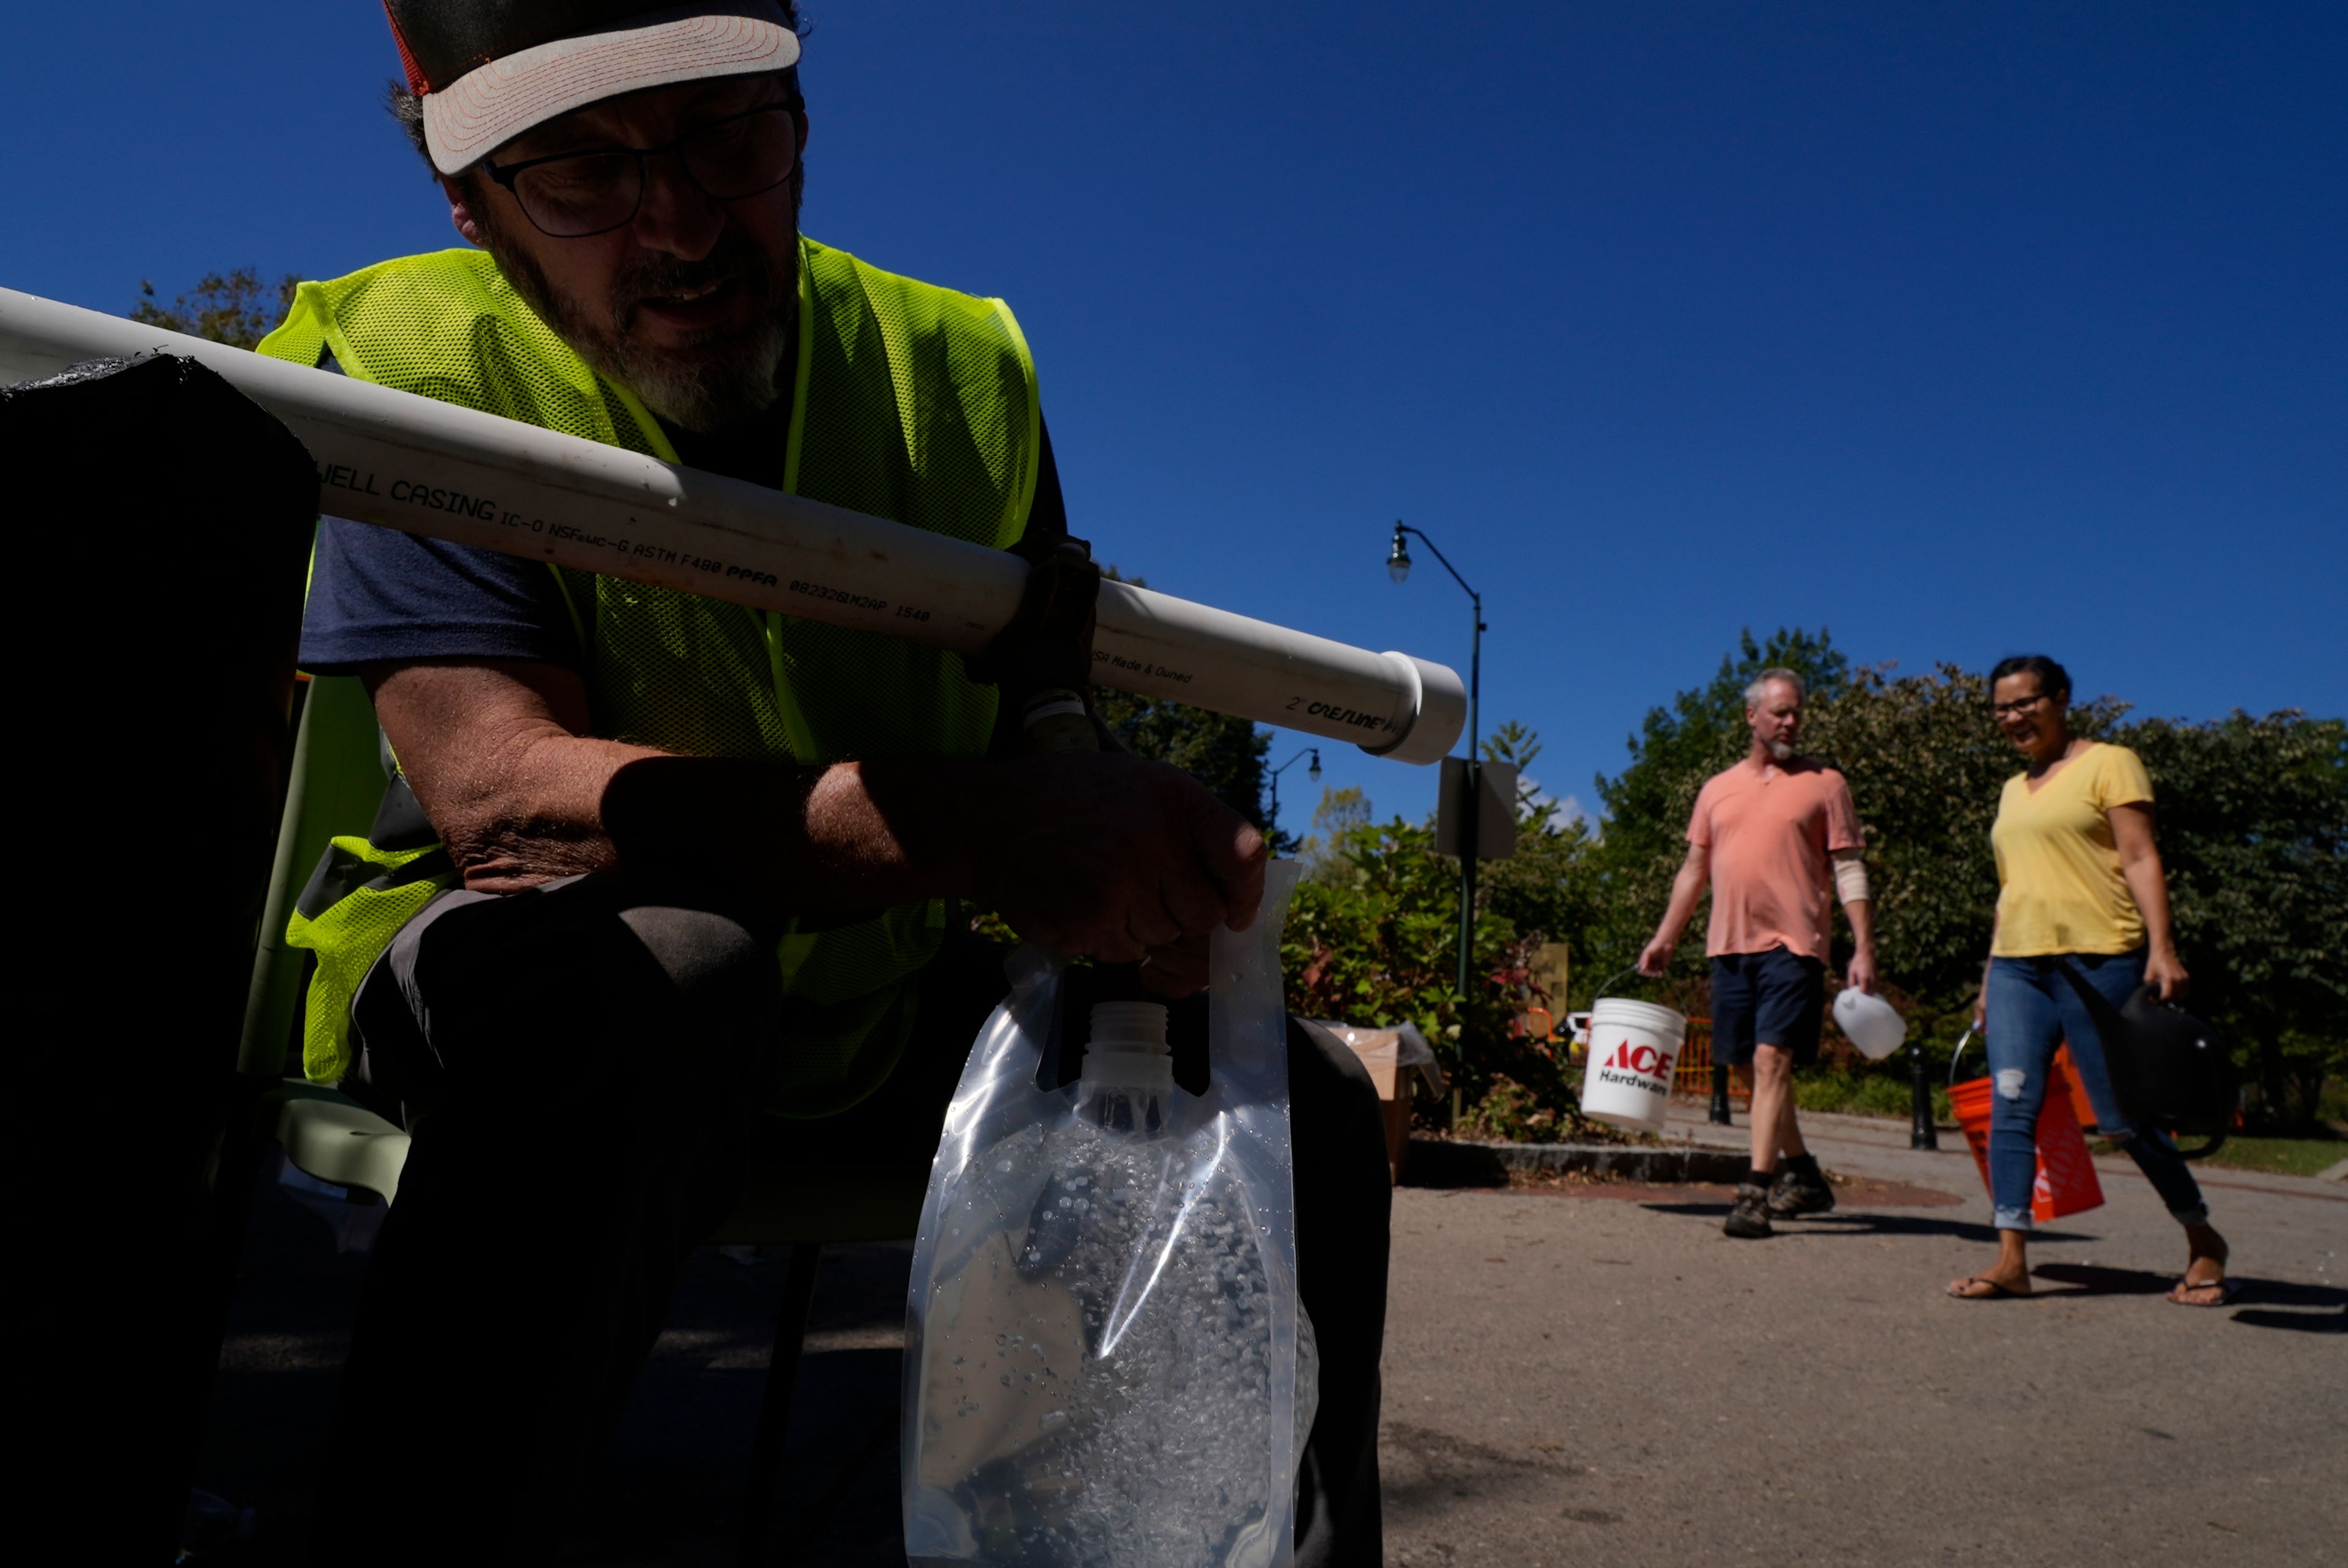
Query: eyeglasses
1992 693 2054 719
481 101 803 239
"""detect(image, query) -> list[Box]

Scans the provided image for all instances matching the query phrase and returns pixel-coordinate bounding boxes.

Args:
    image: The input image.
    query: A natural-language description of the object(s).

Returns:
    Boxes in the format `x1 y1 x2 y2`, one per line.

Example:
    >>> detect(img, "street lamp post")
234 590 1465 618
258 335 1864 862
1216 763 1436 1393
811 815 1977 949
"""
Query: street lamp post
1266 746 1321 847
1386 521 1483 1122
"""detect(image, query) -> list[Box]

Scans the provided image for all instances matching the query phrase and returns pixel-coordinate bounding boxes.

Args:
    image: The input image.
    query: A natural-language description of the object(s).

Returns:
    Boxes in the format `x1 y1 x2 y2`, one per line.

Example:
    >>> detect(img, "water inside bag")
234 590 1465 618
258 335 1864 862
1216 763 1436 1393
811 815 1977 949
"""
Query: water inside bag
906 864 1314 1568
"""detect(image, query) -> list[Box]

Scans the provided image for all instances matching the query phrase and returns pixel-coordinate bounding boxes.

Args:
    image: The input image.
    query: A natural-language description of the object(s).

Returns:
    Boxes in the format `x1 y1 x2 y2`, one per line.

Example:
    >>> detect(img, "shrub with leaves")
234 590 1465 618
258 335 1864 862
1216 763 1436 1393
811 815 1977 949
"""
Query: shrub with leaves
1282 747 1601 1128
1456 1075 1568 1142
2124 710 2346 1124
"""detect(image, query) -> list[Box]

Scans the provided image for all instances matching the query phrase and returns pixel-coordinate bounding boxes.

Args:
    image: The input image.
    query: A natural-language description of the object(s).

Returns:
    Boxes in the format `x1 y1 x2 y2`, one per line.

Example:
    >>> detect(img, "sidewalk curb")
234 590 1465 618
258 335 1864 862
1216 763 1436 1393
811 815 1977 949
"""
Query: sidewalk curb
1401 1136 1749 1188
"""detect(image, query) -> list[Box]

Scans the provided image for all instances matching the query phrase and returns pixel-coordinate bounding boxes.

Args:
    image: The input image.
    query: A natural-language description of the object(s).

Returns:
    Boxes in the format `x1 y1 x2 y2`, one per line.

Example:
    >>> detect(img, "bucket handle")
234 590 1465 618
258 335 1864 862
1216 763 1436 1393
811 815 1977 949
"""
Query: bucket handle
1947 1026 1976 1088
1590 965 1664 1003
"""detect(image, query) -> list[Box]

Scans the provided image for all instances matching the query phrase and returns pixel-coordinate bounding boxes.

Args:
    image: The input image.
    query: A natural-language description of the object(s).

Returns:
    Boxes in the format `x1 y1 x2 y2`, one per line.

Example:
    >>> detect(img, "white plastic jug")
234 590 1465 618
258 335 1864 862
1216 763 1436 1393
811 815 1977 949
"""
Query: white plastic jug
1832 988 1907 1061
1576 998 1688 1134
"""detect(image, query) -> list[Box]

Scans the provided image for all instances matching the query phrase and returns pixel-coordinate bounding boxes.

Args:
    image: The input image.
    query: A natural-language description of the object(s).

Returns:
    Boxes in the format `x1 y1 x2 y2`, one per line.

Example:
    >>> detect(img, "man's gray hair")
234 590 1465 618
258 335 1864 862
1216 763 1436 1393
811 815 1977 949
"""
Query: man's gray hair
1744 668 1806 707
385 82 430 160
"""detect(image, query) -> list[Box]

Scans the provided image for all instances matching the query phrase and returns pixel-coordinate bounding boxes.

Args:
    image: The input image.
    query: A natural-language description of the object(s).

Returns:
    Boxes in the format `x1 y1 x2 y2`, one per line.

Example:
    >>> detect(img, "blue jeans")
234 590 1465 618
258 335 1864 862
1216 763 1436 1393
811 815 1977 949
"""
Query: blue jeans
1982 951 2210 1233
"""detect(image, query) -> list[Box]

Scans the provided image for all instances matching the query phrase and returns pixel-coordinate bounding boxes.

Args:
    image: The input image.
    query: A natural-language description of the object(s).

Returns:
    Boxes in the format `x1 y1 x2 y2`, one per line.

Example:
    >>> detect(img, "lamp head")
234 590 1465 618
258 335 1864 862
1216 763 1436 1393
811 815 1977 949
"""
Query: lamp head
1309 749 1322 781
1386 524 1412 585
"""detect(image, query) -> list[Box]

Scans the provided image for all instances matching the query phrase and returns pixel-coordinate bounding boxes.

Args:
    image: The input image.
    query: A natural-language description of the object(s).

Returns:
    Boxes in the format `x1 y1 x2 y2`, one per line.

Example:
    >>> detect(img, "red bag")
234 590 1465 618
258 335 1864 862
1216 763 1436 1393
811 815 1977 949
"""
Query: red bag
1950 1070 2105 1220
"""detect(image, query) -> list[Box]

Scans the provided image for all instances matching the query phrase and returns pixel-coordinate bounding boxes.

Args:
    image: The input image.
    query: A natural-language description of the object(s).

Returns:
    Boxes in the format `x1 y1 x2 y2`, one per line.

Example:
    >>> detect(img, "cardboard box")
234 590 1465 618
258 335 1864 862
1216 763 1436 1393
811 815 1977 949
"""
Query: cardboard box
1307 1021 1445 1182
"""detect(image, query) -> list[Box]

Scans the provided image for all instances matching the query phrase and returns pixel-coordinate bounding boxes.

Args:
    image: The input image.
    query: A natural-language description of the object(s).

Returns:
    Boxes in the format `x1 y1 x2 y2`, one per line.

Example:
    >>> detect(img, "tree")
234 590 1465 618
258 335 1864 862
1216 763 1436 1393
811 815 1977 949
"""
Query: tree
1477 721 1604 988
1294 786 1370 881
2124 710 2347 1122
1793 663 2126 1034
1092 685 1274 845
131 268 299 349
1579 628 1851 1003
1592 627 1848 888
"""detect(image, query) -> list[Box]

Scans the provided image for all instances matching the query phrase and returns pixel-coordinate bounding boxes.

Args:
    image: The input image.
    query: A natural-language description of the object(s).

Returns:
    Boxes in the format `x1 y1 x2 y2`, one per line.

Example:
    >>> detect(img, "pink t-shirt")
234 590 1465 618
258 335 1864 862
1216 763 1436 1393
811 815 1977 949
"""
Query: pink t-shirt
1688 757 1863 962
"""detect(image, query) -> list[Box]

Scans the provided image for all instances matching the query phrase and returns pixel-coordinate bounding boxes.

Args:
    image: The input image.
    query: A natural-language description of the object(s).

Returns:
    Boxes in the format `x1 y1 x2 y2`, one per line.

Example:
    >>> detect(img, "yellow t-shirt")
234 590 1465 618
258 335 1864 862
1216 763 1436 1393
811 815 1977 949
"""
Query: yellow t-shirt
1990 742 2155 956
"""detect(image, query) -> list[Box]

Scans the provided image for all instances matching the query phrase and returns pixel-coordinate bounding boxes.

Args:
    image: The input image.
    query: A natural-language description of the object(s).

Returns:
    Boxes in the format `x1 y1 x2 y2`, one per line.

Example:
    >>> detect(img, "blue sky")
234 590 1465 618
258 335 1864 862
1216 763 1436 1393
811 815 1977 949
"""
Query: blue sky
6 2 2342 834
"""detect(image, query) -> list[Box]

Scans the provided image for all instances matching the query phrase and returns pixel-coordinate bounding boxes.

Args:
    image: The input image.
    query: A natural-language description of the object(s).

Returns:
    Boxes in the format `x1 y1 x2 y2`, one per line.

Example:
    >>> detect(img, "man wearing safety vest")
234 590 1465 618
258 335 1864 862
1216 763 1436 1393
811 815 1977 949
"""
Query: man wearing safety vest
270 4 1390 1558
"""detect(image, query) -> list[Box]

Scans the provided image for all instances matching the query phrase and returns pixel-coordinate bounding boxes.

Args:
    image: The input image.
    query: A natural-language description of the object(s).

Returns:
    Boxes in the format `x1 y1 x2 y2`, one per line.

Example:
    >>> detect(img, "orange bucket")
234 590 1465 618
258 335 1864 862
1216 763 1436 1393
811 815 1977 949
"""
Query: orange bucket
1949 1070 2105 1221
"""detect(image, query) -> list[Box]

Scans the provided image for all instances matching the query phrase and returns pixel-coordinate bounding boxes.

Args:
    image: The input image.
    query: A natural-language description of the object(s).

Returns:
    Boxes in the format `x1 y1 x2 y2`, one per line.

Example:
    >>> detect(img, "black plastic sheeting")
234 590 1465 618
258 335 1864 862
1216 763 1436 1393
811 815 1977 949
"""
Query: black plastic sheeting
4 351 318 1560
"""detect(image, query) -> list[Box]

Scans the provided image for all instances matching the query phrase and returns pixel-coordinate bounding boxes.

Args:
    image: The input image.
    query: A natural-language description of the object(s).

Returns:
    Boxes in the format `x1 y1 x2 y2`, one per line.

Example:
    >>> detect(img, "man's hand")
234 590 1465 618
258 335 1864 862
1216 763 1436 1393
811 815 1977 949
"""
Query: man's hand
1637 933 1676 978
1845 947 1878 995
958 752 1267 984
1137 927 1214 999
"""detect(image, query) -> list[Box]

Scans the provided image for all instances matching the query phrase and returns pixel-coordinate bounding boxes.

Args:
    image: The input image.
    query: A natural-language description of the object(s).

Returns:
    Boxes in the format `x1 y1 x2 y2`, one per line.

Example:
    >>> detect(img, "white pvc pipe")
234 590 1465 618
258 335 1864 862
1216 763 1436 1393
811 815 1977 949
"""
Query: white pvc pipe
1 287 1463 764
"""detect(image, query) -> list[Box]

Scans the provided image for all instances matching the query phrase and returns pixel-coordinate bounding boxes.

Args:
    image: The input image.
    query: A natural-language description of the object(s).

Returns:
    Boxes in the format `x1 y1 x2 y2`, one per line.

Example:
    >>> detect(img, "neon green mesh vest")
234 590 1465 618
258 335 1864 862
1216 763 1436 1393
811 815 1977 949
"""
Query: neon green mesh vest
258 240 1039 1113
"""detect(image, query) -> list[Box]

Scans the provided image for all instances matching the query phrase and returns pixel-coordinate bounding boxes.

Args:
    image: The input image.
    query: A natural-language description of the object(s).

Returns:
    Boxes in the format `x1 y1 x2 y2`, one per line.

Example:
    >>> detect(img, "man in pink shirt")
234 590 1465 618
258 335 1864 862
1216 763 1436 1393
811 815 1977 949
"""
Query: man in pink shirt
1639 668 1879 1239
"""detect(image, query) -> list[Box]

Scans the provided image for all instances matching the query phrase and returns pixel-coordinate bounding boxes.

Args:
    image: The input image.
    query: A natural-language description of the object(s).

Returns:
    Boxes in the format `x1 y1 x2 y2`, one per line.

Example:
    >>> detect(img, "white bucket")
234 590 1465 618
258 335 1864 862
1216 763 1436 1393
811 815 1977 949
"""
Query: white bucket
1576 997 1689 1134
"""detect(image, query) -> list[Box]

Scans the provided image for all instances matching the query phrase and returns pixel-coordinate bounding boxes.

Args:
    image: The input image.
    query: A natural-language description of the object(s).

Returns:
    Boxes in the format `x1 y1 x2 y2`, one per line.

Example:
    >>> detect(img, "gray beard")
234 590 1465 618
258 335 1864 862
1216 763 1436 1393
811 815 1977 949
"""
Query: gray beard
1766 739 1795 762
619 303 792 433
478 186 800 434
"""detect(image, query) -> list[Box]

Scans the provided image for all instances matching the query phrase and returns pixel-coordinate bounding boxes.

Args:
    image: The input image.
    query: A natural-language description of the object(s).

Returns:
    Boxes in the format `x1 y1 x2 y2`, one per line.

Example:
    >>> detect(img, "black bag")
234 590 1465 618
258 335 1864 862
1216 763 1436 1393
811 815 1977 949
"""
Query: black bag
2056 965 2235 1159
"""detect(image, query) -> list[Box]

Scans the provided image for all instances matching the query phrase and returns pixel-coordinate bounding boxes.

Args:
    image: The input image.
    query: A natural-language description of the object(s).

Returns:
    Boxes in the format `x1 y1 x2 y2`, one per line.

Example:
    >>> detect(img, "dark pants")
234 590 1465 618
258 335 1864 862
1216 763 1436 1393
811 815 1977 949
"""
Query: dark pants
310 870 1389 1564
1708 946 1826 1068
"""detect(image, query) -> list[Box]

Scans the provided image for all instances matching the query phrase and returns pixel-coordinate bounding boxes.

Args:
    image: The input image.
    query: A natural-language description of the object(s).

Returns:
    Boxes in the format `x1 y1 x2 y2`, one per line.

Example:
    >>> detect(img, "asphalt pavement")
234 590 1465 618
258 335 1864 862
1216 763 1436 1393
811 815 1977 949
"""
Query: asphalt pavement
1379 1104 2346 1568
199 1108 2344 1564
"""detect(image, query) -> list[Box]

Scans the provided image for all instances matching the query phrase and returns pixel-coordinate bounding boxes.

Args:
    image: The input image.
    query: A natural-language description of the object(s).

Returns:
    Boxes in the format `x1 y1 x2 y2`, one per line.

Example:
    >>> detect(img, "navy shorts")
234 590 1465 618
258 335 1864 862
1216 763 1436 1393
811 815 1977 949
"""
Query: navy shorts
1708 948 1826 1067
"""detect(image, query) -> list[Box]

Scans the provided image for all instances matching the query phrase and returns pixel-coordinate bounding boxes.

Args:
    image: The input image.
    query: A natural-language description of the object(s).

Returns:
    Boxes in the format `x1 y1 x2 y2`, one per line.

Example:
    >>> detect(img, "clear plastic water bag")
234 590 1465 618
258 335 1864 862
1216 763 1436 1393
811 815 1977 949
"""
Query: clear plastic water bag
904 863 1315 1568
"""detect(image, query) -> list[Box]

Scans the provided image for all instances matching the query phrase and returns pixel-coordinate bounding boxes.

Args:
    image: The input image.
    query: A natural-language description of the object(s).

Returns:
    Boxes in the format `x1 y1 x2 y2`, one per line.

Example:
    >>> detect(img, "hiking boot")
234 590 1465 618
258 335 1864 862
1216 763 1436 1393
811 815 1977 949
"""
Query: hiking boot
1767 1165 1837 1218
1723 1182 1774 1239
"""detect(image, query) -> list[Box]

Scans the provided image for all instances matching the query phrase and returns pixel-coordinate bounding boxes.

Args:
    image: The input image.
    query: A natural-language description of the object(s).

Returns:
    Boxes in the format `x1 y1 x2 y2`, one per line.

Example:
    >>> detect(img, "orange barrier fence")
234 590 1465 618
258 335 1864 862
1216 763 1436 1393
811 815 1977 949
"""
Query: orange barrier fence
1670 1020 1748 1104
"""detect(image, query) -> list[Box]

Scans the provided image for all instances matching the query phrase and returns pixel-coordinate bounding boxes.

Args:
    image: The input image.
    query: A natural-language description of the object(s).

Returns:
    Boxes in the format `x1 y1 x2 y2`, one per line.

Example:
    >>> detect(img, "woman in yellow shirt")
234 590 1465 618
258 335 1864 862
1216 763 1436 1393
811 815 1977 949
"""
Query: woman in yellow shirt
1946 656 2229 1306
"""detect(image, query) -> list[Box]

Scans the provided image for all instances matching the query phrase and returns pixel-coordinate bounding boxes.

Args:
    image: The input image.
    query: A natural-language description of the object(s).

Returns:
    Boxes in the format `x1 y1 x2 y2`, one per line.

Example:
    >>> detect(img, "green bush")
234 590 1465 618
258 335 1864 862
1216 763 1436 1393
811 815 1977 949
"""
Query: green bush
2198 1135 2346 1179
1282 771 1597 1124
1794 1067 1951 1124
1455 1077 1560 1141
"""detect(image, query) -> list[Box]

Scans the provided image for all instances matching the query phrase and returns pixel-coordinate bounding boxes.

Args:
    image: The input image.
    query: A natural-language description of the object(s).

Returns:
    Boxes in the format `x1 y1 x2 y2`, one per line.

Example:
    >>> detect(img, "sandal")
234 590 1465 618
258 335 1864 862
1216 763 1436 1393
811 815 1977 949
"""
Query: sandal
2168 1275 2237 1308
1946 1275 2031 1301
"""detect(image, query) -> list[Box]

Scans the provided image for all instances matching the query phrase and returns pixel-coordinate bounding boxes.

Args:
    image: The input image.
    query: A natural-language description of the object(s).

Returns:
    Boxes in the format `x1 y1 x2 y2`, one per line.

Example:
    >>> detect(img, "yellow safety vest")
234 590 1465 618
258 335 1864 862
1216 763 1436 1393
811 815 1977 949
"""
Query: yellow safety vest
259 239 1039 1111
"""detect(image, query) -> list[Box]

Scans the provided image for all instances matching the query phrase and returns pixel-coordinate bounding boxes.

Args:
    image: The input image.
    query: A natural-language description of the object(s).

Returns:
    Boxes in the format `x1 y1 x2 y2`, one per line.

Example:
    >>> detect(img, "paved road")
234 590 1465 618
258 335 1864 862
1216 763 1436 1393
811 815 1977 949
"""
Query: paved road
1381 1105 2346 1568
201 1110 2342 1564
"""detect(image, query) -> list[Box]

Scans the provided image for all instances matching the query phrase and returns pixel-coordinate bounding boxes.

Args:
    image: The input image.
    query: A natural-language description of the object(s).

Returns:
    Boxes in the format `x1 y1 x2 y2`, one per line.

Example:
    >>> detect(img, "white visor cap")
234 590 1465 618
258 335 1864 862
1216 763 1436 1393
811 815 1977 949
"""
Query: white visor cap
421 2 800 175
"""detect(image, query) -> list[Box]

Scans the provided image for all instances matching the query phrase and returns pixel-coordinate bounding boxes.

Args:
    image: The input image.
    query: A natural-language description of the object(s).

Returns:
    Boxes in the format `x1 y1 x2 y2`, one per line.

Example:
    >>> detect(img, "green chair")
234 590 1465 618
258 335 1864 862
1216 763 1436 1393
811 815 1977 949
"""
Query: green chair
234 675 923 1564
